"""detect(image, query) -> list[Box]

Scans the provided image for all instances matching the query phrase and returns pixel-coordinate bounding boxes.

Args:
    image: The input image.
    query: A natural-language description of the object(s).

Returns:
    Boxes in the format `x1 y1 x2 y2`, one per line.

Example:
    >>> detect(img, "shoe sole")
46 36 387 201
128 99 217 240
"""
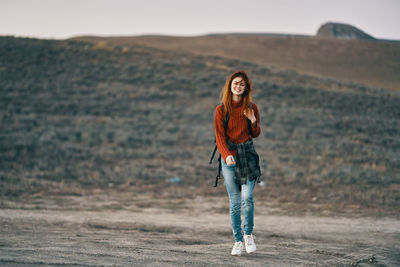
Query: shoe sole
245 247 256 254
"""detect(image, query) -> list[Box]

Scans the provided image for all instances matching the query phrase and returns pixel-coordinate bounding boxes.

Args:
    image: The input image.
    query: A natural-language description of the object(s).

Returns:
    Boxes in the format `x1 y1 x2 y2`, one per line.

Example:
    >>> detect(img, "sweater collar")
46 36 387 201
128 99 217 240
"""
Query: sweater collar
232 98 243 107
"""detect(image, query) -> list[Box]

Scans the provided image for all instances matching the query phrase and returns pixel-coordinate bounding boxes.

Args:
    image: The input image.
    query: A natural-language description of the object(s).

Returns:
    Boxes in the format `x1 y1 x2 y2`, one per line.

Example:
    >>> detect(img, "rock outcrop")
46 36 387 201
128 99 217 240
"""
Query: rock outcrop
316 22 375 40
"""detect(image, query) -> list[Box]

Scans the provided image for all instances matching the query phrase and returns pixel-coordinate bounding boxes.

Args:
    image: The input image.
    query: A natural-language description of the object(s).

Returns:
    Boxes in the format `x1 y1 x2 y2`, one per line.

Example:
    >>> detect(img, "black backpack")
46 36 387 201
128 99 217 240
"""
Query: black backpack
209 103 254 187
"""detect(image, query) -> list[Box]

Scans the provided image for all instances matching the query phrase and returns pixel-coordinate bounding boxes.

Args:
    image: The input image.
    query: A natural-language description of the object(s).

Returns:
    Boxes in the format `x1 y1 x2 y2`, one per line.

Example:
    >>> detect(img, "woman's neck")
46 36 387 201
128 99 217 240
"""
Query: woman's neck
232 95 242 103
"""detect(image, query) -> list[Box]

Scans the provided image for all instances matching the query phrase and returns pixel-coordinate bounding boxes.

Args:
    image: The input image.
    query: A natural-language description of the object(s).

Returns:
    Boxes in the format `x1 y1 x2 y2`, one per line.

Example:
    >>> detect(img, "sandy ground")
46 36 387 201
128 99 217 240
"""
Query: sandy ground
0 192 399 266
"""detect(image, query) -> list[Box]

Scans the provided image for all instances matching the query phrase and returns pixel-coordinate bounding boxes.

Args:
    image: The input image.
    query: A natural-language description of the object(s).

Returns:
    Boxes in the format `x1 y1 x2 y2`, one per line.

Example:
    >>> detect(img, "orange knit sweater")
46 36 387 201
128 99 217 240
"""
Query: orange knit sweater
214 98 261 162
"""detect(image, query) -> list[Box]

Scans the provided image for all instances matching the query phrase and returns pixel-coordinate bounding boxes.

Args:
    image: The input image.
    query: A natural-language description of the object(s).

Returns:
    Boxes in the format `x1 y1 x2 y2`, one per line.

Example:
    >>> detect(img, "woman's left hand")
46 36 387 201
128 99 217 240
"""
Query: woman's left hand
244 108 256 124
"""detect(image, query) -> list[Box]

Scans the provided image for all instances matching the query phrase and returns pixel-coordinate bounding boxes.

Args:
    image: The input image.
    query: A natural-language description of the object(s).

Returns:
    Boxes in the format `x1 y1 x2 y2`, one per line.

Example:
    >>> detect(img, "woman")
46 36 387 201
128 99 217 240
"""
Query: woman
214 70 261 256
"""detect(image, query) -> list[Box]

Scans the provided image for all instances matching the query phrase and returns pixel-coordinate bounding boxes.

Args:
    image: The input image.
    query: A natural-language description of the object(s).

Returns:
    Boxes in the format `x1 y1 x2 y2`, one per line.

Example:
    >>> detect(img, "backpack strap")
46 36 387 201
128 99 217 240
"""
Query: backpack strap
209 145 218 165
214 154 222 187
247 118 254 137
210 104 229 187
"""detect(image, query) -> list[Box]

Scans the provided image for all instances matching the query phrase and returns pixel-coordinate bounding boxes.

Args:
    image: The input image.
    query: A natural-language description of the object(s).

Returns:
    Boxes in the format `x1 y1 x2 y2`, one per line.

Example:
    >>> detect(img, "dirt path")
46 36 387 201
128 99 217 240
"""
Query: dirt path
1 194 399 266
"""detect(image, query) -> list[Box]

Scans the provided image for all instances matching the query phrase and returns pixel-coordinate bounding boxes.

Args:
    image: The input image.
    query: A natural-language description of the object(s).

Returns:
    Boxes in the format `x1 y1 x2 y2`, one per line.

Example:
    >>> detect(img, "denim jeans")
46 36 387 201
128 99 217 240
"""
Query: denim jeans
221 155 255 242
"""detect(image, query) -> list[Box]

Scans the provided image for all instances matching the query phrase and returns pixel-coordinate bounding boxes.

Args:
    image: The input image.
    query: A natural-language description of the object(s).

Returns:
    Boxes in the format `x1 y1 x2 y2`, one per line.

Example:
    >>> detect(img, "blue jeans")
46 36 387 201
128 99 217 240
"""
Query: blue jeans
221 155 255 242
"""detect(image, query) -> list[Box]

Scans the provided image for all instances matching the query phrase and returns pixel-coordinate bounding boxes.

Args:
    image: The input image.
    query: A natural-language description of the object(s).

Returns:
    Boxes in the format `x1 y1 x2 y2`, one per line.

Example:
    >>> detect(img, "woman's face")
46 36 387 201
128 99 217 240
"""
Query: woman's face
230 77 246 97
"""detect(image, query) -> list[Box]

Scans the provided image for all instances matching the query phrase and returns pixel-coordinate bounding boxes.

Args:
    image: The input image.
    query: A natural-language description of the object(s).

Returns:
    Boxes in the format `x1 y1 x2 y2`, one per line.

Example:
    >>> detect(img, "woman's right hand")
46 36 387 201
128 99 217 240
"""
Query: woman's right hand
226 155 236 166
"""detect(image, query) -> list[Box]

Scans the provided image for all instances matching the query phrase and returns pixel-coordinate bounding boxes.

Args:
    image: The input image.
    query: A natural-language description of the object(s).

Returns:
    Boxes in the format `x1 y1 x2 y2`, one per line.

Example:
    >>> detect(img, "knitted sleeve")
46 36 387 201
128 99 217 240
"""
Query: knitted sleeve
214 105 231 162
250 103 261 138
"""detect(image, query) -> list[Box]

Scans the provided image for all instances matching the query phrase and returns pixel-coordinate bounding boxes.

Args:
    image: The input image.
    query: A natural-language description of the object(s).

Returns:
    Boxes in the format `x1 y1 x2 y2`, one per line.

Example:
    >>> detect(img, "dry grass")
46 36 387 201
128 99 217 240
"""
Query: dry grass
72 35 400 90
1 36 399 214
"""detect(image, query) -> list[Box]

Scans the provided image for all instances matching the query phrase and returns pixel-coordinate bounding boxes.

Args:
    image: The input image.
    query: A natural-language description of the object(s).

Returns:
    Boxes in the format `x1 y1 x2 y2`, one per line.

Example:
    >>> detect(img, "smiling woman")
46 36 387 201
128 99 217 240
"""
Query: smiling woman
214 70 262 256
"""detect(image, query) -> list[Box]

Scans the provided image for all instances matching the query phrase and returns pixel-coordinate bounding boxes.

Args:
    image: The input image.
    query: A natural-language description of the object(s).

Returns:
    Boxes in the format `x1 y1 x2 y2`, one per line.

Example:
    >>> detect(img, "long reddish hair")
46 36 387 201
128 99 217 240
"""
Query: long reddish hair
220 70 253 117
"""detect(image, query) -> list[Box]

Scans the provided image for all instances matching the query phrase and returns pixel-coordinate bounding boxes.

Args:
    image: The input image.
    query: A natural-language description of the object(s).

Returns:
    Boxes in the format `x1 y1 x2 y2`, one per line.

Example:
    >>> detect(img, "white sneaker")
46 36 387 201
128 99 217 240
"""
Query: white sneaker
231 241 243 256
244 234 256 253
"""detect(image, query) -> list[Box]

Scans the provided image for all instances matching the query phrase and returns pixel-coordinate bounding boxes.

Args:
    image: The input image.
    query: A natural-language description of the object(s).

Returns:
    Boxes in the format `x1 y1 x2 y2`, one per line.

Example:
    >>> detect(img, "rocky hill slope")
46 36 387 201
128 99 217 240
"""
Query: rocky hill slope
72 25 400 91
316 22 376 40
1 36 399 211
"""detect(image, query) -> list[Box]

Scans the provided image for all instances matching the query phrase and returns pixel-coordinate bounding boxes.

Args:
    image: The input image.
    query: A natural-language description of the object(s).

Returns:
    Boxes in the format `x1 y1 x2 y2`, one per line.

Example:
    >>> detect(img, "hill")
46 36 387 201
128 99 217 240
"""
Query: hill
316 22 376 40
0 36 399 213
71 30 400 91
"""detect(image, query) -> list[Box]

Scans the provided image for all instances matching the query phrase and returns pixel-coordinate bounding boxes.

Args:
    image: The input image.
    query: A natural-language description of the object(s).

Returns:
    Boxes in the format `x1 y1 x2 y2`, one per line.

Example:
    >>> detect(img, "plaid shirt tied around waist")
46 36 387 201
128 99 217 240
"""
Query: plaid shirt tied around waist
226 138 261 185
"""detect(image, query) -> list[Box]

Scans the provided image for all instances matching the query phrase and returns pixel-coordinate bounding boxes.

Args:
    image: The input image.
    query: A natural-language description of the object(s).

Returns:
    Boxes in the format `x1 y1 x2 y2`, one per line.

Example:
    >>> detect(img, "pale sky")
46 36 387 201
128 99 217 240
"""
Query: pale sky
1 0 399 40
